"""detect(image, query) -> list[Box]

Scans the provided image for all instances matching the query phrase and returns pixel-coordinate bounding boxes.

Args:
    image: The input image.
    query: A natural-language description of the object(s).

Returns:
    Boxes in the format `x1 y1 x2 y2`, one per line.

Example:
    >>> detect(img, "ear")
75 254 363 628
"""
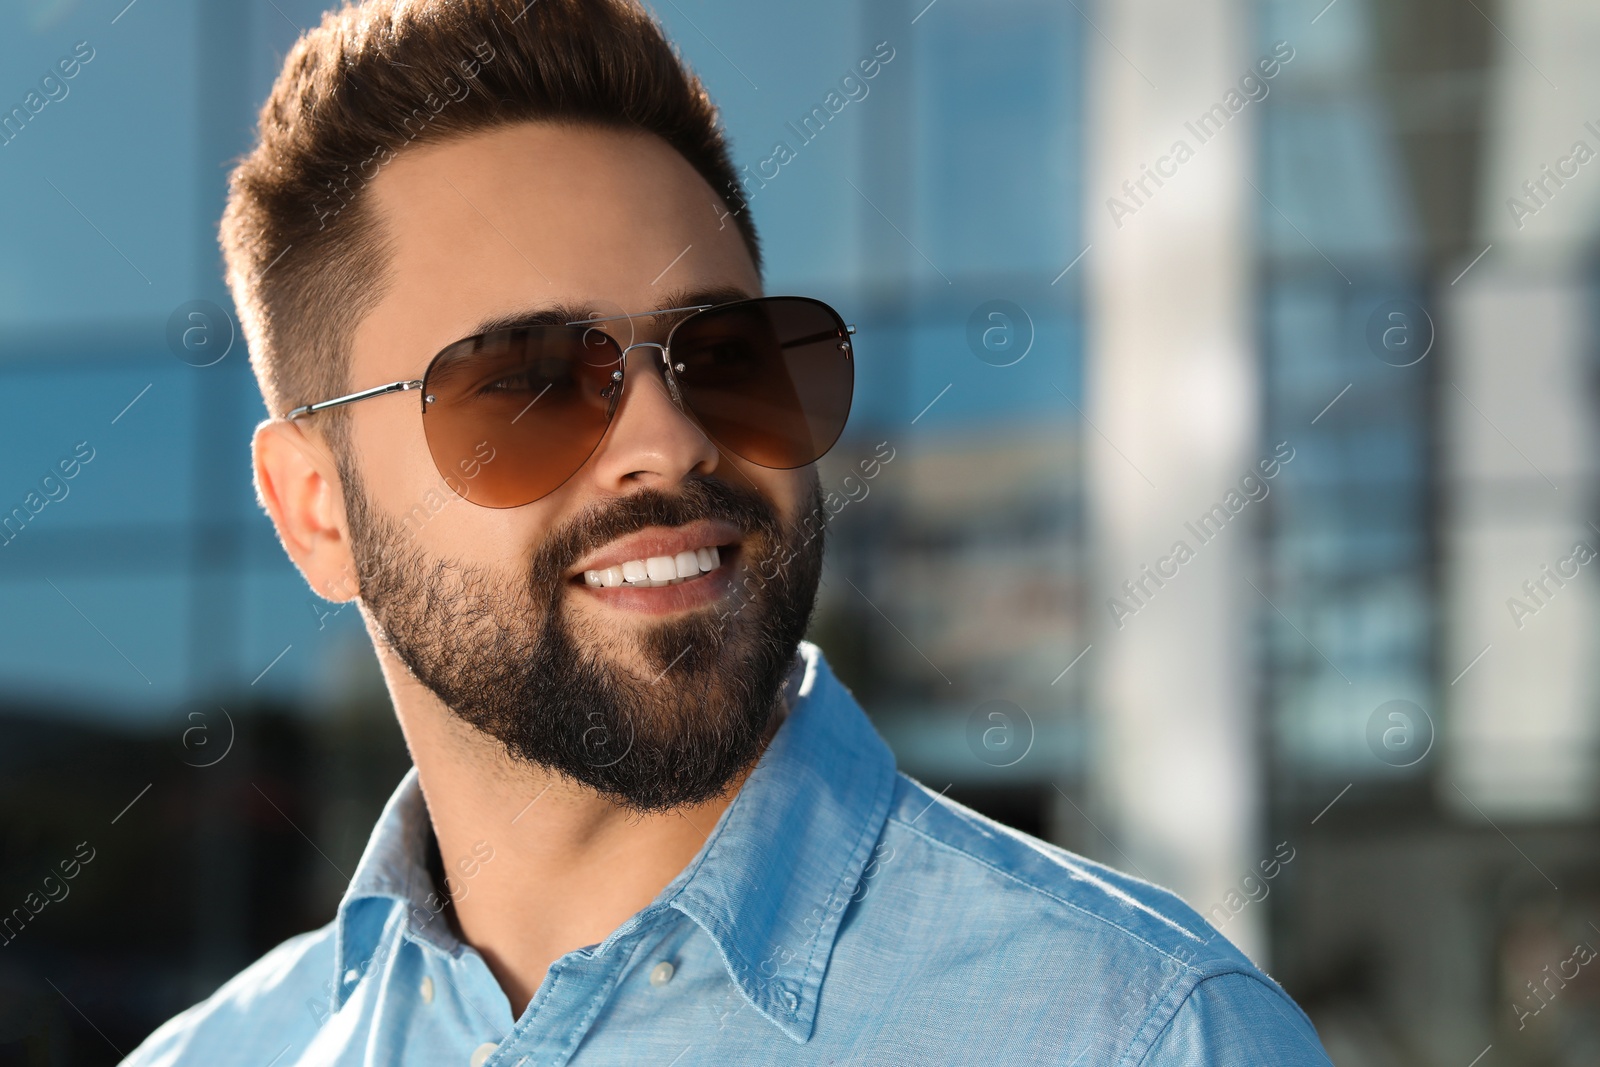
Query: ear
253 418 360 602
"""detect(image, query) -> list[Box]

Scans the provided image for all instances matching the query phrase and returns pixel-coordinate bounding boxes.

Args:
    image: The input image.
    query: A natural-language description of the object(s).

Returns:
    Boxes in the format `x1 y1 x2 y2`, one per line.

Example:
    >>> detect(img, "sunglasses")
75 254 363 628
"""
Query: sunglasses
283 295 855 508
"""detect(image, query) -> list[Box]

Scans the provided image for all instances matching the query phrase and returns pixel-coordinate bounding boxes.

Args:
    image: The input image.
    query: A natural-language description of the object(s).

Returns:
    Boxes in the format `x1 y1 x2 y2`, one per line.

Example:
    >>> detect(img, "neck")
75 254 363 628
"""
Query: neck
381 648 794 1016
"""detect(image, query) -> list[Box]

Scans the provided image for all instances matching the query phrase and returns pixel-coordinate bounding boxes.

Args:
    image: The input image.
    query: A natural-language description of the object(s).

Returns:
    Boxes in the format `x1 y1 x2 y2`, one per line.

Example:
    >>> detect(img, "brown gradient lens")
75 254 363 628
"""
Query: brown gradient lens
421 326 621 508
669 297 853 469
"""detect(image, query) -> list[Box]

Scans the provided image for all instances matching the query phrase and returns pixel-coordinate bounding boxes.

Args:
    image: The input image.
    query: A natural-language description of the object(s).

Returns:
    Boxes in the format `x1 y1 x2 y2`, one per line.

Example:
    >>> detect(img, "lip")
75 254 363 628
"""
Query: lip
572 557 739 616
566 519 743 579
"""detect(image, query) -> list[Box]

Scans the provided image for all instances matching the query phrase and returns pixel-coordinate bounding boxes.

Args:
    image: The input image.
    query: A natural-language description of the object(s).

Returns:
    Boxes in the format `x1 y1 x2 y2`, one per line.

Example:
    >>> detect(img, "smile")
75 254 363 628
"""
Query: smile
583 545 721 588
566 519 744 612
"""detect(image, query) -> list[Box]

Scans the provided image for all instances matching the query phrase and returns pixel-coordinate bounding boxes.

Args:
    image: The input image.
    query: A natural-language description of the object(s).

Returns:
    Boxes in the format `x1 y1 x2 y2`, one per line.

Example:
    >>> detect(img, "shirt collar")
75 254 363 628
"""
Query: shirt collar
329 760 441 1011
654 641 897 1041
331 641 898 1043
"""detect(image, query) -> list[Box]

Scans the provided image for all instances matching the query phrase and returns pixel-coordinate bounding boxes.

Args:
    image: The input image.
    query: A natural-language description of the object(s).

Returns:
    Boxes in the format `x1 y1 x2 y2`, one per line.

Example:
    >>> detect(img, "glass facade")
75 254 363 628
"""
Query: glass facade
0 3 1092 1051
3 0 1595 1062
1256 0 1434 788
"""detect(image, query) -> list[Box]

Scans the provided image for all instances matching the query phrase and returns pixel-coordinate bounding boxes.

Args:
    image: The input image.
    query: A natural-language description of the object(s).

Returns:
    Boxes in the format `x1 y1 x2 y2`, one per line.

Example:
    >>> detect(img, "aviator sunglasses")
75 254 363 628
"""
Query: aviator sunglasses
284 296 855 508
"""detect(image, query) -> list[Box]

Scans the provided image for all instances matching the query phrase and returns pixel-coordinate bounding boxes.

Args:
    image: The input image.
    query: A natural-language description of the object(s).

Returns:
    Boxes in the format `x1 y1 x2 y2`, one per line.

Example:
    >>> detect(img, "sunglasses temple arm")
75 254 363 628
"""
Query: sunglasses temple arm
283 379 426 420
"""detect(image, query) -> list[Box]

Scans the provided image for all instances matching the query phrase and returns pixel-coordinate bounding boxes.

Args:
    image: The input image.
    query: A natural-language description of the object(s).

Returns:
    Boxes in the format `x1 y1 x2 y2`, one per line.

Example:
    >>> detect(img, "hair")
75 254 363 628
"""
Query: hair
220 0 761 454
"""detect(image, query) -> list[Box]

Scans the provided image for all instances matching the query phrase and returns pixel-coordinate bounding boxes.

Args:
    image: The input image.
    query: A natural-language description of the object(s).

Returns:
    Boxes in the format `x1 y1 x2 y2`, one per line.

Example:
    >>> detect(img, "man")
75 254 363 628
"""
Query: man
125 0 1330 1063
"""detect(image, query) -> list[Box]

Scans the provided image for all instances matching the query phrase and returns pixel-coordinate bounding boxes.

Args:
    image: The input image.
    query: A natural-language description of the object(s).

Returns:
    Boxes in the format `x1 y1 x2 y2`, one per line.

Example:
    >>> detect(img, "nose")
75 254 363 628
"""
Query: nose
586 343 719 492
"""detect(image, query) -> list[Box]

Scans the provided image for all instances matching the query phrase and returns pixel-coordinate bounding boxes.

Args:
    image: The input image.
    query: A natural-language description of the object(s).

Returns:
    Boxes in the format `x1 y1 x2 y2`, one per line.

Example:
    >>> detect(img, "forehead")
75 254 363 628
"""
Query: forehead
352 122 760 378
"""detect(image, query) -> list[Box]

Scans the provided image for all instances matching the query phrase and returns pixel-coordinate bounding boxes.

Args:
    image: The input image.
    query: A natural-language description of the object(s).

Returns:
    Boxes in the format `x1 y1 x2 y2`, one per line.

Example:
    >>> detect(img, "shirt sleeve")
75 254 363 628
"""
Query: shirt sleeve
1138 971 1332 1066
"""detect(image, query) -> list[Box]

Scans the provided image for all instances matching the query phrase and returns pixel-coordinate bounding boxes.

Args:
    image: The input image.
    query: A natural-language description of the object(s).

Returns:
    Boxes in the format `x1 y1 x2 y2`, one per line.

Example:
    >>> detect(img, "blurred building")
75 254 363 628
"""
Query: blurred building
0 0 1597 1064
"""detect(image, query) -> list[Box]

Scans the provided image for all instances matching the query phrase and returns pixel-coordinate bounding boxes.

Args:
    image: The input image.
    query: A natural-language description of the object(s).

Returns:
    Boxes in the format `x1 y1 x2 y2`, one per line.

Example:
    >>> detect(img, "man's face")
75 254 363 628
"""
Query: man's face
332 123 824 812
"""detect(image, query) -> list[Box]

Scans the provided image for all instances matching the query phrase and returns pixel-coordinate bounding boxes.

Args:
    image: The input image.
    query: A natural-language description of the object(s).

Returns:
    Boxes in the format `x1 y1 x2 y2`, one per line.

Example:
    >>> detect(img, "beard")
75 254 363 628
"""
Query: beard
340 462 826 814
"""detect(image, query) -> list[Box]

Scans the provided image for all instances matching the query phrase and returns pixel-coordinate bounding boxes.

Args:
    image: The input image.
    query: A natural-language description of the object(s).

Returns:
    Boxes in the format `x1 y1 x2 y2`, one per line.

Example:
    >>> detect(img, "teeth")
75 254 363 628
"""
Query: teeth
582 544 724 589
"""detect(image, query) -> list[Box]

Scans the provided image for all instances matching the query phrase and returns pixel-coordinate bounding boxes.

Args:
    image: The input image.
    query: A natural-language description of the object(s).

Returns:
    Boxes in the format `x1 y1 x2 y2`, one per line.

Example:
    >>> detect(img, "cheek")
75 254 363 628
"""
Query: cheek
752 465 816 530
351 411 560 568
418 497 565 577
349 396 434 503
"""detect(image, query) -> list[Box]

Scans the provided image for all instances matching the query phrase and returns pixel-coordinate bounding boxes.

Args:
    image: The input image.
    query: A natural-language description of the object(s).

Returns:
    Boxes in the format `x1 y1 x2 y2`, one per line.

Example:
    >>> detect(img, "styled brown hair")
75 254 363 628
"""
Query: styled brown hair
221 0 761 452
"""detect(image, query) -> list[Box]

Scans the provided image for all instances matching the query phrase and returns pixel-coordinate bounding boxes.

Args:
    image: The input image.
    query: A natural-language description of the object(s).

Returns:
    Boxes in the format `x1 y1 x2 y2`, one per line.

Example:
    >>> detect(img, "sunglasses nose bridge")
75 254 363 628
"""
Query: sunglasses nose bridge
616 341 687 409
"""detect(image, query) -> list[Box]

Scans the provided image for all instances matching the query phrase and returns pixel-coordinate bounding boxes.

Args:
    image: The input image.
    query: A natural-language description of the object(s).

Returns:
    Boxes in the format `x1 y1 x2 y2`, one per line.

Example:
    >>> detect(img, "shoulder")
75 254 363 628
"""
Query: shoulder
878 772 1226 962
120 923 335 1066
848 773 1326 1064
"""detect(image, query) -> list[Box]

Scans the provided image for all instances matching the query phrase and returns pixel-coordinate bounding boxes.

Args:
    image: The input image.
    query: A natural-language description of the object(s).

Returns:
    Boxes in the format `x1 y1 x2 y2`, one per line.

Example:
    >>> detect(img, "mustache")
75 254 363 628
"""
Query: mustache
528 475 783 591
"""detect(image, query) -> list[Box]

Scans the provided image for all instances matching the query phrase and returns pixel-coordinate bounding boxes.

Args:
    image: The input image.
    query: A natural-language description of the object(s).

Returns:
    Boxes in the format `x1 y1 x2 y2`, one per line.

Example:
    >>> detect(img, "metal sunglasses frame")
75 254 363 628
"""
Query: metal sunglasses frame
280 297 856 422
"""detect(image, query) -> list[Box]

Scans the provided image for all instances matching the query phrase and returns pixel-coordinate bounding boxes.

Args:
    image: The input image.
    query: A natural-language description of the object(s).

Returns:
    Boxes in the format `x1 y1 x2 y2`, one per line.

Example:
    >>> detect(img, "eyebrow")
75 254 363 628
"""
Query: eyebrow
463 285 757 338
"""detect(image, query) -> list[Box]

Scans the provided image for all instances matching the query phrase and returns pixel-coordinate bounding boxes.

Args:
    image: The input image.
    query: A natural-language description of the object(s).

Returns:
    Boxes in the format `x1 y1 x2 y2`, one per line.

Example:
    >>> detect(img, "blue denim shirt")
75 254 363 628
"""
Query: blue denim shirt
123 641 1329 1065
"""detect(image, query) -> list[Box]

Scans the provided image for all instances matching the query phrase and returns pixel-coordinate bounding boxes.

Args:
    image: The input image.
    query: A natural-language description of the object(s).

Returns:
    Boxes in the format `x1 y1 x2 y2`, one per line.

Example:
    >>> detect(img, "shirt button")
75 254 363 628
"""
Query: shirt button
469 1041 498 1067
420 975 434 1003
779 987 799 1013
649 961 676 986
